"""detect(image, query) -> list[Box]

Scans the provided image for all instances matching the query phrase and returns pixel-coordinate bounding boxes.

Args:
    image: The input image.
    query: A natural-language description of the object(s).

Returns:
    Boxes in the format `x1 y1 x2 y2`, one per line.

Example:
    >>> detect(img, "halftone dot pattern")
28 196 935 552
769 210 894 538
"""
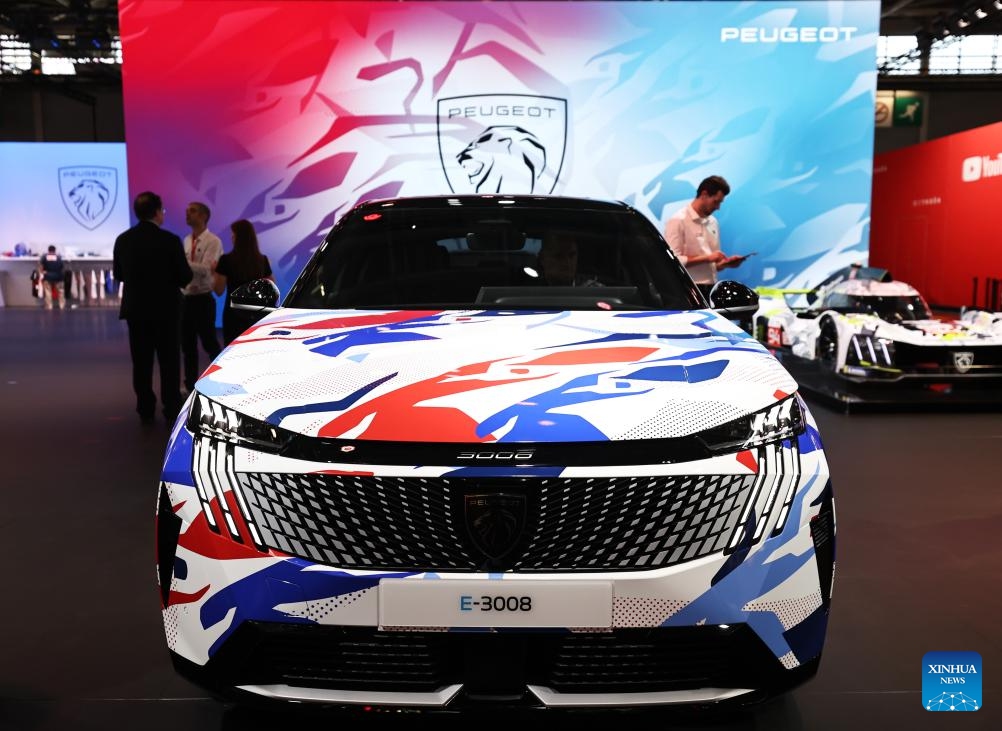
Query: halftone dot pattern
163 606 179 651
380 625 449 632
613 596 687 626
237 366 391 413
779 651 800 670
302 416 330 435
926 692 980 711
721 353 798 388
279 604 310 620
307 588 371 622
743 590 822 631
615 399 747 440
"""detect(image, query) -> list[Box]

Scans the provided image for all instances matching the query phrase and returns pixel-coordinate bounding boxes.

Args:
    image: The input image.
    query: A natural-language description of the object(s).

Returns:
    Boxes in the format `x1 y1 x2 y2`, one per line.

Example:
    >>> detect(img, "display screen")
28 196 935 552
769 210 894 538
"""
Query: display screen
119 0 880 298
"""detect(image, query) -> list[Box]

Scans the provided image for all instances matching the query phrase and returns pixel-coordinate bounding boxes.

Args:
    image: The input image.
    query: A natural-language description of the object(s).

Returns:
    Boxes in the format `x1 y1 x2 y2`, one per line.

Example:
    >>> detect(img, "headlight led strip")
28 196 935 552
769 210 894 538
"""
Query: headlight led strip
192 437 265 549
725 438 802 552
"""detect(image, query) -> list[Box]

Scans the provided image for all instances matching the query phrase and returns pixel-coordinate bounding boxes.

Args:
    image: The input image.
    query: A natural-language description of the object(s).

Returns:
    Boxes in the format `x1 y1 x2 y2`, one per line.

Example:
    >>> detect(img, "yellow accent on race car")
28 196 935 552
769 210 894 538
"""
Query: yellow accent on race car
754 287 814 297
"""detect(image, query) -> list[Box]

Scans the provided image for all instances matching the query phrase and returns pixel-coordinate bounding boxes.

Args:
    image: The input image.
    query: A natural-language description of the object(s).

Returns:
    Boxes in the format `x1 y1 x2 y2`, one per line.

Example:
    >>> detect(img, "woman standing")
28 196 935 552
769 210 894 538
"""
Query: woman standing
213 219 273 345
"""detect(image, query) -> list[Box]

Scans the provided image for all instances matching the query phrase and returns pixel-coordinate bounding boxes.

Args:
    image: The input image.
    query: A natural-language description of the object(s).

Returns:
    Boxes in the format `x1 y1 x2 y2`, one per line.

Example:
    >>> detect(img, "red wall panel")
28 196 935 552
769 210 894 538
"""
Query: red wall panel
871 121 1002 308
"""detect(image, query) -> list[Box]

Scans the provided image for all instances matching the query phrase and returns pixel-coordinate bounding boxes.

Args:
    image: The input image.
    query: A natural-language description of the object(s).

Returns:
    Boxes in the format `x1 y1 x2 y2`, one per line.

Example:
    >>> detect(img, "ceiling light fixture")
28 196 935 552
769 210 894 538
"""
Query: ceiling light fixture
956 15 971 28
995 0 1002 10
975 7 988 18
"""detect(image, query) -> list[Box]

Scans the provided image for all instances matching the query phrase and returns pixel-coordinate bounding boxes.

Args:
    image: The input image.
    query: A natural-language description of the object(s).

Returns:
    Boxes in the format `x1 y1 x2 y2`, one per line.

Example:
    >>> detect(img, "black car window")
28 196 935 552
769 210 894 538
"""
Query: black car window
837 294 931 322
286 205 703 311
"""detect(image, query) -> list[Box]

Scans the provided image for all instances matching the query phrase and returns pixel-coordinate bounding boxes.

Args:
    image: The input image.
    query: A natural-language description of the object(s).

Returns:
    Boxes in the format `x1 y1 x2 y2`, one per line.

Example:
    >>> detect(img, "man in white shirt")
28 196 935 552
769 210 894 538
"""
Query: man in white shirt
664 175 746 299
181 201 223 392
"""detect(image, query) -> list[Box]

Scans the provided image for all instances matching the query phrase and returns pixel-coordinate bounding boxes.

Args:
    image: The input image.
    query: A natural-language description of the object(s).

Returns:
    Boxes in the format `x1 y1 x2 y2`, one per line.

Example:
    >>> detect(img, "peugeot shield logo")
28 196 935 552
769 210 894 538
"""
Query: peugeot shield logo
464 493 527 560
953 352 975 373
437 94 567 195
58 166 117 230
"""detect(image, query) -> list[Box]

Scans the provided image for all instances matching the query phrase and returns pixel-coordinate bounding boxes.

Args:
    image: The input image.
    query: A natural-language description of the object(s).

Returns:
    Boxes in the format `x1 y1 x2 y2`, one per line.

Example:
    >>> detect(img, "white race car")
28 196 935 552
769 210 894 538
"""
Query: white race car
755 270 1002 382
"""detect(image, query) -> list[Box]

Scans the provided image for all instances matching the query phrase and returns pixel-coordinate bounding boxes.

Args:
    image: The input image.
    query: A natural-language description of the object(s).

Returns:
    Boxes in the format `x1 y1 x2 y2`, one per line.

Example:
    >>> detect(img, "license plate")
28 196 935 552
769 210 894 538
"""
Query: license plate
378 579 613 629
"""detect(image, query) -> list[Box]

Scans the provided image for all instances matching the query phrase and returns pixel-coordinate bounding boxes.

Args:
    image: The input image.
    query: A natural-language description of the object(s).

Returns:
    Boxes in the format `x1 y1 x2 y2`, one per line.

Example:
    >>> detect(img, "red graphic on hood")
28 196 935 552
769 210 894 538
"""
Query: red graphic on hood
318 356 548 441
520 346 658 366
317 347 658 441
237 310 443 341
287 310 443 331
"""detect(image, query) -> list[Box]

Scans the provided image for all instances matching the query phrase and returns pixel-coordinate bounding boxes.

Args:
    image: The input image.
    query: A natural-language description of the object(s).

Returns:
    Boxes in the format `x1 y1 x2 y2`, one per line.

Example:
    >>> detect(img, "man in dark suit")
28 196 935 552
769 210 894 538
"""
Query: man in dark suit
113 191 193 424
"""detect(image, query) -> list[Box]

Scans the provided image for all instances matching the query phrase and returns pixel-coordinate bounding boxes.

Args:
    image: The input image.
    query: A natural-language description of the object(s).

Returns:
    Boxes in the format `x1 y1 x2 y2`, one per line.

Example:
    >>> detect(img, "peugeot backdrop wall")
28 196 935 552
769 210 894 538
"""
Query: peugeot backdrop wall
0 143 129 254
118 0 880 297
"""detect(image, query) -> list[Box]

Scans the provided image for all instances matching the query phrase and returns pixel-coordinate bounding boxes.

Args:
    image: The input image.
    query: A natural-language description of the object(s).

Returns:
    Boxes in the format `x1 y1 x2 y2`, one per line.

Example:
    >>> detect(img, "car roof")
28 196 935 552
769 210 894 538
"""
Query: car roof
349 194 631 213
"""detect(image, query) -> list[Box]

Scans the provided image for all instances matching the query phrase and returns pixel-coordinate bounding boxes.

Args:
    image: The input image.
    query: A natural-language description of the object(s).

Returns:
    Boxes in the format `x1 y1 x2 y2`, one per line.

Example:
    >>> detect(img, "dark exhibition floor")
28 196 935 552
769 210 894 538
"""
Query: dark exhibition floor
1 308 999 731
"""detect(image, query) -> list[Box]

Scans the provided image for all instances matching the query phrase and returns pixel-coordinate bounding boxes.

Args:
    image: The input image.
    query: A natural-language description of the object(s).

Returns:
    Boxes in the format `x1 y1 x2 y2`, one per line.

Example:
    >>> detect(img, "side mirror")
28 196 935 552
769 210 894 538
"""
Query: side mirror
709 280 759 319
230 278 280 311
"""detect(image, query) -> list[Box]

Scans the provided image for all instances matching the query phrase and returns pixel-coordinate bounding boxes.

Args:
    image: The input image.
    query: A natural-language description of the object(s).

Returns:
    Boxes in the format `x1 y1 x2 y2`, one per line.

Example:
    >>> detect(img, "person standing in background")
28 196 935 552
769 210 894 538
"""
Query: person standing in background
214 219 273 346
181 201 222 393
113 191 193 425
664 175 746 299
38 245 66 310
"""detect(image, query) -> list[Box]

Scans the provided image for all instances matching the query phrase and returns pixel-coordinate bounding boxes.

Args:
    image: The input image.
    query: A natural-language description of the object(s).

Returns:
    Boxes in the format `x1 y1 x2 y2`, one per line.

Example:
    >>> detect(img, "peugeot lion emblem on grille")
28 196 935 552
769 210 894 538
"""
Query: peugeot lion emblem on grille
953 351 974 373
464 493 527 560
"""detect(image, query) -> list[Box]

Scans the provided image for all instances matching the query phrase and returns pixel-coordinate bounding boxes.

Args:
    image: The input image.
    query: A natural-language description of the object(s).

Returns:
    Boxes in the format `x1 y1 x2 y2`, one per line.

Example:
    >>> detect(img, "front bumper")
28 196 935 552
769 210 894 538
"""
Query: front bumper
839 339 1002 382
171 623 823 710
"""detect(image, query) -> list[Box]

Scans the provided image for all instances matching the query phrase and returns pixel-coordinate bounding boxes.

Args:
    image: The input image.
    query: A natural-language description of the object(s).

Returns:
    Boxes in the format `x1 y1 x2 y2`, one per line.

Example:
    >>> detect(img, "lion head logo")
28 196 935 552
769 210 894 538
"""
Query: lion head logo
67 179 111 223
456 125 546 194
59 167 117 230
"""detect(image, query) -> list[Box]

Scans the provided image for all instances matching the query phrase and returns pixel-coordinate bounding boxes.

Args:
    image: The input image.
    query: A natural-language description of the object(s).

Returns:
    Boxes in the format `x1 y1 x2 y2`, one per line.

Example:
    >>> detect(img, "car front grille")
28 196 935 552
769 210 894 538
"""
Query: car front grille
231 470 759 571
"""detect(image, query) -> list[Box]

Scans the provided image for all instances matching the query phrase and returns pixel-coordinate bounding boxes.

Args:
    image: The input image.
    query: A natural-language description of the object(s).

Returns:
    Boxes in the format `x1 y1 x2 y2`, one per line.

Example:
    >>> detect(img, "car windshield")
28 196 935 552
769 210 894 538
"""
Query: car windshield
285 203 703 310
847 295 931 322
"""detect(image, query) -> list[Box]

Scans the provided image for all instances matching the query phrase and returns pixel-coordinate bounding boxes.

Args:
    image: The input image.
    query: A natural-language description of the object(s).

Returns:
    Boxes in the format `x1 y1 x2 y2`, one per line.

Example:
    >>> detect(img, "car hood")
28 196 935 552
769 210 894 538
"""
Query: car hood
194 309 797 442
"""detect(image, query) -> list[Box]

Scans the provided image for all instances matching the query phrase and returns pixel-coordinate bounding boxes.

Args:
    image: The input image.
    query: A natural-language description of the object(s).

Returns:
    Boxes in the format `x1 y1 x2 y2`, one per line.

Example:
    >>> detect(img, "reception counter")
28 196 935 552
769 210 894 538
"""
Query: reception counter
0 256 119 307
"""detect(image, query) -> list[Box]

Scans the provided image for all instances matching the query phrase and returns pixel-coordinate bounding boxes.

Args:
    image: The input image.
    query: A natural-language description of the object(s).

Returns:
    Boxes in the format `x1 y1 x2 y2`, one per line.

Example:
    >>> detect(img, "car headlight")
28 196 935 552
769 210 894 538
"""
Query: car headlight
696 395 805 454
186 393 294 452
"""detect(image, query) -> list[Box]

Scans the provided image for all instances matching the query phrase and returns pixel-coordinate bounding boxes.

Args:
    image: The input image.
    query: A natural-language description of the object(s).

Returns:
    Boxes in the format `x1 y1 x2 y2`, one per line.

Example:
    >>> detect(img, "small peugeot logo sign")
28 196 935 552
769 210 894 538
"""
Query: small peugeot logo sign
464 493 527 560
437 94 567 195
953 351 974 373
58 166 118 230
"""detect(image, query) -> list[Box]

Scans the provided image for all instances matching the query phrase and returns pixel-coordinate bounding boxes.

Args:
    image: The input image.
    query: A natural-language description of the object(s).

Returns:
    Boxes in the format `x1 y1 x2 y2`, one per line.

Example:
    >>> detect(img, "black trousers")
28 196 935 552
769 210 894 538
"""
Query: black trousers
127 317 183 421
181 293 221 391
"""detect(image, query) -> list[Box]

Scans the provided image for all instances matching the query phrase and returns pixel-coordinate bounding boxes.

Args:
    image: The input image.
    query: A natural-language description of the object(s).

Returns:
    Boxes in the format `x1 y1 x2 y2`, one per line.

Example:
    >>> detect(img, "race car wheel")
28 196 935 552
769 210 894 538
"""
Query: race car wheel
816 318 839 370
